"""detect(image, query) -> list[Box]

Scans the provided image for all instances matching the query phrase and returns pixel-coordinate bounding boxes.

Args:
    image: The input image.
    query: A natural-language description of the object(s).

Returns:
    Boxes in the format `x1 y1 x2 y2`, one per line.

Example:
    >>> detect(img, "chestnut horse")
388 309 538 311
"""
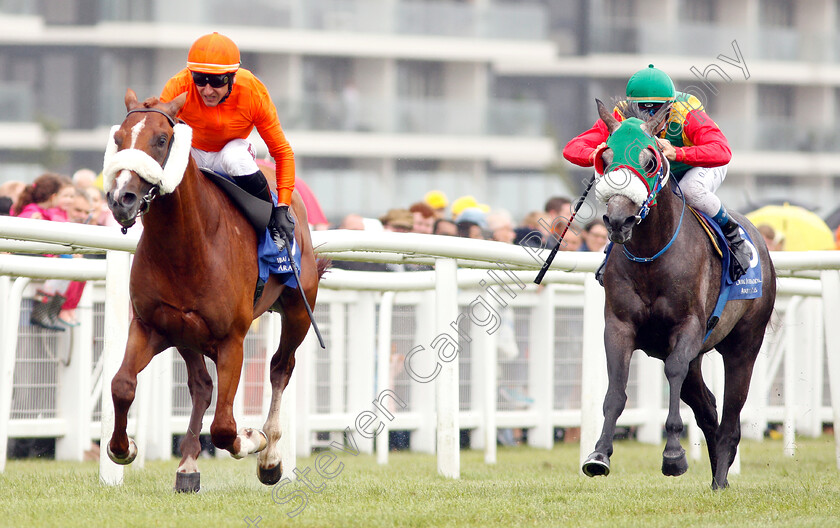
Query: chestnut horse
104 89 325 491
582 100 776 489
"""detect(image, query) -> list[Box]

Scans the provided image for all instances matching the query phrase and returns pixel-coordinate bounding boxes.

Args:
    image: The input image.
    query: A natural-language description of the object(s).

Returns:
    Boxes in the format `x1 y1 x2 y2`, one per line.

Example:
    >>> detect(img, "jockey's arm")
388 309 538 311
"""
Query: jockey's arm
563 119 610 167
253 89 296 206
674 109 732 168
261 124 295 206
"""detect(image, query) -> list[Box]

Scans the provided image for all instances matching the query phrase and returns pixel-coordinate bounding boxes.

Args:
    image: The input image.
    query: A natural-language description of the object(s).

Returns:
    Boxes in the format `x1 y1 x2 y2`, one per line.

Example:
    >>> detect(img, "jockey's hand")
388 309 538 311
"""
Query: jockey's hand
590 142 607 164
272 205 296 245
655 137 677 161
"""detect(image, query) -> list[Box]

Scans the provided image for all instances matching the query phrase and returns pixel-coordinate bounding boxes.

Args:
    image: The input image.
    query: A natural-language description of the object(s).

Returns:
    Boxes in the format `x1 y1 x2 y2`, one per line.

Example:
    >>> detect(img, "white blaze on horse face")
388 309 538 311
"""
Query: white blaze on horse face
113 169 134 197
129 117 146 149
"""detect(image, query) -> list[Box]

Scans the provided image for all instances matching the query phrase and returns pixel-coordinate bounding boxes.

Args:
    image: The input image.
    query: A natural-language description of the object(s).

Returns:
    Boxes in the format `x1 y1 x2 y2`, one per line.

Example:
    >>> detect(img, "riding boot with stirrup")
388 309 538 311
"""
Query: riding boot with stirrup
233 170 286 251
30 292 67 332
720 218 752 282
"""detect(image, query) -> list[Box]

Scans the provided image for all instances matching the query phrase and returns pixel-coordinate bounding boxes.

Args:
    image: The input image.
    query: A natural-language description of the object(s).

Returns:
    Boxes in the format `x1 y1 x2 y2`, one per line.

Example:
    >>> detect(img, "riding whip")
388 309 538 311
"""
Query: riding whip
280 230 326 349
534 173 598 285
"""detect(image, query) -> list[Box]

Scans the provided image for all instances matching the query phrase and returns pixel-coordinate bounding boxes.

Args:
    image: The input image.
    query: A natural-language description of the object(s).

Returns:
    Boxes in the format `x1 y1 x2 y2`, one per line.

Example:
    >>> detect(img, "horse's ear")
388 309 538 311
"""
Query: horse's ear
596 98 620 133
125 89 138 111
163 92 187 118
642 102 672 135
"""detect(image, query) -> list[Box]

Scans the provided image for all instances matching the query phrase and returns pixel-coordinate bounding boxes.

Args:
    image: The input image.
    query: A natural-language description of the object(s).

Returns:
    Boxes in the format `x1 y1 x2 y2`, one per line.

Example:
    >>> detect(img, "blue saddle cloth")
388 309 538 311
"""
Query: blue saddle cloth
695 210 763 340
257 224 300 288
210 171 300 288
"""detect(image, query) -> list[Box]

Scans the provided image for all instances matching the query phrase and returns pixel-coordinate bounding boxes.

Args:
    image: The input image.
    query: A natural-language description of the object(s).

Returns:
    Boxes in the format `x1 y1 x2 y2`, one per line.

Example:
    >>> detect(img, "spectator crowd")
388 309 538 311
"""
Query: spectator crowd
328 190 609 273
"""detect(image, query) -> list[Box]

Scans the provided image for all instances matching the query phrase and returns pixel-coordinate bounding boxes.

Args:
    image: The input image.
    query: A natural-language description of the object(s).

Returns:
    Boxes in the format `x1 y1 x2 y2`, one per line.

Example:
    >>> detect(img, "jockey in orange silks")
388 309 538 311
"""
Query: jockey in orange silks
160 32 296 250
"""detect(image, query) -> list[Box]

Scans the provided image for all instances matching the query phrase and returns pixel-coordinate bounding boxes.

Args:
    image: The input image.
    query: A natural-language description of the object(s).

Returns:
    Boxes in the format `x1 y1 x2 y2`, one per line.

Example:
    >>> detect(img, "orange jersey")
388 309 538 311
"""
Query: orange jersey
160 68 295 205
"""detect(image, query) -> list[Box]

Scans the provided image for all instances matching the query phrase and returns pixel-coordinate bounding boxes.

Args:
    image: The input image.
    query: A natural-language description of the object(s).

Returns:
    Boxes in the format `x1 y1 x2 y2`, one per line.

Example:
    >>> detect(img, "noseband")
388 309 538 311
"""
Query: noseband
620 161 686 264
117 108 178 233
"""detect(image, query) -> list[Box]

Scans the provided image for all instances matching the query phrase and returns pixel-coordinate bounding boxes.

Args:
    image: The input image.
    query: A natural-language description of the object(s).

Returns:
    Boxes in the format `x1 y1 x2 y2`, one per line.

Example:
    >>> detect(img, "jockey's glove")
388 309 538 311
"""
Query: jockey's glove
272 204 296 245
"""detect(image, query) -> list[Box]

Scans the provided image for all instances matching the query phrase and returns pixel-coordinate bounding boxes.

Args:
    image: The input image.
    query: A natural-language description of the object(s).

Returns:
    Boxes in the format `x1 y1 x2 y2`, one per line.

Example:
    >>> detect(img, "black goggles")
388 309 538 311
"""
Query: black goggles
191 72 232 88
639 102 665 116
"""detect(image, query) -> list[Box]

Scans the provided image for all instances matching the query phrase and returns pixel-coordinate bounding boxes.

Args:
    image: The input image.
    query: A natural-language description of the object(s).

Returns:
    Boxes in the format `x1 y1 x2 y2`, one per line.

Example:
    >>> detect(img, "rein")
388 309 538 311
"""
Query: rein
623 174 686 263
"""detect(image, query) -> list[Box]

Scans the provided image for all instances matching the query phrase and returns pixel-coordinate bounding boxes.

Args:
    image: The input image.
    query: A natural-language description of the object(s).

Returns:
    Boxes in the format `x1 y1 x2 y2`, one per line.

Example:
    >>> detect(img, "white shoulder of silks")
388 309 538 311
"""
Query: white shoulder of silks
102 122 193 195
595 168 650 207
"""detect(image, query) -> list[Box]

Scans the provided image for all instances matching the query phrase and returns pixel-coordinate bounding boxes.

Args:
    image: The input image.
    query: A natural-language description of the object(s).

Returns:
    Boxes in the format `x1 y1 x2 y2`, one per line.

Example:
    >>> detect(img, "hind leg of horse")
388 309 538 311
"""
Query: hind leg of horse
108 320 165 464
712 349 759 489
679 355 720 480
174 348 214 492
257 280 318 485
582 328 634 477
661 326 704 477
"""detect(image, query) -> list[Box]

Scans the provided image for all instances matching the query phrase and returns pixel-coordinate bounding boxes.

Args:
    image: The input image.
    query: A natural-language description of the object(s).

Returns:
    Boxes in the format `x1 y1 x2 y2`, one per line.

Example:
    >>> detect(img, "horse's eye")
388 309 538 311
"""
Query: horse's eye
642 152 657 174
157 135 168 148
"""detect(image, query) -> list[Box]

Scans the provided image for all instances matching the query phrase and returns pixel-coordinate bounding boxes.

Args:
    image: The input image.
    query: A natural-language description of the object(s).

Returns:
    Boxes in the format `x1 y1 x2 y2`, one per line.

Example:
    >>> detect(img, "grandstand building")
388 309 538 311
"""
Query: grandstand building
0 0 838 219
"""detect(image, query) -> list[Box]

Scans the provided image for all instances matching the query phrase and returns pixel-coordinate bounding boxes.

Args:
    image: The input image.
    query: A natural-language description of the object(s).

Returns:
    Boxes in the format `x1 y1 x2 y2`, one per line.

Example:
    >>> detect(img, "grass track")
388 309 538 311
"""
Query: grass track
2 437 839 527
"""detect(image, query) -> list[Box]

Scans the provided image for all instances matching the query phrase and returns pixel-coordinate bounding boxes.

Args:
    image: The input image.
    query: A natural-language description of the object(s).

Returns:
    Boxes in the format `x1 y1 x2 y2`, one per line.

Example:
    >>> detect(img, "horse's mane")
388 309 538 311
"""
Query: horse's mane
141 97 162 108
615 100 652 121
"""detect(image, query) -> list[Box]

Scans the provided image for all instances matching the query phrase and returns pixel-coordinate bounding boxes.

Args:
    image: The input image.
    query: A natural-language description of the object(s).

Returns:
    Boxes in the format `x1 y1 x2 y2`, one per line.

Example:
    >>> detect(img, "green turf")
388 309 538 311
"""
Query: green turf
1 436 839 527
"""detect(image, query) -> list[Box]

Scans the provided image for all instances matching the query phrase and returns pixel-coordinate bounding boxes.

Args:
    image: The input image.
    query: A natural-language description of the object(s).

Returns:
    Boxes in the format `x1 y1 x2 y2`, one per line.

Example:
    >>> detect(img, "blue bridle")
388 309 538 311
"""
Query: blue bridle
622 162 686 263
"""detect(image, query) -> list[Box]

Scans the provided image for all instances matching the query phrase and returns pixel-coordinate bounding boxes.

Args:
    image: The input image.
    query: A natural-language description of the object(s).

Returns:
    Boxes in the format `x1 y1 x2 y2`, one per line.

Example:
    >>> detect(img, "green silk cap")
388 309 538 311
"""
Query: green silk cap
626 64 676 103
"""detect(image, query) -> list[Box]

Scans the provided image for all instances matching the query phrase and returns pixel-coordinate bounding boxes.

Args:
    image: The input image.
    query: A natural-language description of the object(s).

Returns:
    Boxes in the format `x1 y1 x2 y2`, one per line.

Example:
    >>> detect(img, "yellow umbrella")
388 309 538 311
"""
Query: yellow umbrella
746 203 835 251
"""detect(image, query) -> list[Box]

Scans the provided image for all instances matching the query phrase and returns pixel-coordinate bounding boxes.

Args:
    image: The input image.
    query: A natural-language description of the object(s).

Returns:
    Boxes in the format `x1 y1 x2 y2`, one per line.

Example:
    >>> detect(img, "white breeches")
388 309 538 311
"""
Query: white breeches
678 164 728 217
191 138 259 177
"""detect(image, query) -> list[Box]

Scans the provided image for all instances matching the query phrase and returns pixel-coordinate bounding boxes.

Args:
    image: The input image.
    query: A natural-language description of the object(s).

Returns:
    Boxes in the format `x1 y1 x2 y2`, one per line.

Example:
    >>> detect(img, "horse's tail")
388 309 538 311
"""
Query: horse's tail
316 258 331 279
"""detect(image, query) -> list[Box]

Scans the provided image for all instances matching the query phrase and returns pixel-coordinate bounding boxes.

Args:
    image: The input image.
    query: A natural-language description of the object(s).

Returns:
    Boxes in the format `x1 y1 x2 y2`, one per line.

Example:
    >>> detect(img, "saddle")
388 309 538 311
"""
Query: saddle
200 169 293 311
200 169 272 234
689 206 763 340
689 207 723 258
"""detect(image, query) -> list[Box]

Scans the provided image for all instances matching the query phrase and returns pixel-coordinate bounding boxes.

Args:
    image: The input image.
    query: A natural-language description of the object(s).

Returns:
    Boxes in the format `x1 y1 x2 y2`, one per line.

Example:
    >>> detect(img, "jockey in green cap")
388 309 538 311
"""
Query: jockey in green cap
564 64 751 283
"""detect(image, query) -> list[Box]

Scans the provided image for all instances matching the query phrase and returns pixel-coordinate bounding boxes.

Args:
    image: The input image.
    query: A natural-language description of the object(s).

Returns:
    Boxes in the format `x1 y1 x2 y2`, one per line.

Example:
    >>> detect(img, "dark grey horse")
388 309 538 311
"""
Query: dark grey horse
582 99 776 489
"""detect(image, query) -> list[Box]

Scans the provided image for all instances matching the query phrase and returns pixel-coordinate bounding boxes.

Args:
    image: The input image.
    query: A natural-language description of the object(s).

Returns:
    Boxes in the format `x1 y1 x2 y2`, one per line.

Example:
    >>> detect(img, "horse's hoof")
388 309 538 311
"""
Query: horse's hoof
257 462 284 486
174 471 201 493
107 438 137 465
582 452 611 477
711 477 729 490
662 449 688 476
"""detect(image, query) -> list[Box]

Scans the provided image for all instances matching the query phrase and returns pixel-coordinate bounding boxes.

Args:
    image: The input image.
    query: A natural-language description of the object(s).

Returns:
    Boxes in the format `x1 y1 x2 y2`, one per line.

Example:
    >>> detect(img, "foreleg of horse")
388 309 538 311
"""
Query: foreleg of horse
712 351 759 490
210 338 267 459
679 356 720 479
257 285 312 485
108 320 165 465
174 348 214 492
582 332 633 477
661 328 704 477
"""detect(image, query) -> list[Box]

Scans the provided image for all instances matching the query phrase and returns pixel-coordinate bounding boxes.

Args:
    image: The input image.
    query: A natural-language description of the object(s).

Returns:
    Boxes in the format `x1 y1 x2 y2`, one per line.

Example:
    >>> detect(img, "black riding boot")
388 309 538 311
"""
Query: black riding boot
721 219 752 281
233 170 273 203
30 292 67 332
233 171 285 251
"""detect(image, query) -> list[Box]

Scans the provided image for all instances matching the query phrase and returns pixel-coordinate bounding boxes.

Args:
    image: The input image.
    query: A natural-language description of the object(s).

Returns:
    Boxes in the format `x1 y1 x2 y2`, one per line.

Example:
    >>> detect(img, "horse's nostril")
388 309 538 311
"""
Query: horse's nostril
121 192 137 208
